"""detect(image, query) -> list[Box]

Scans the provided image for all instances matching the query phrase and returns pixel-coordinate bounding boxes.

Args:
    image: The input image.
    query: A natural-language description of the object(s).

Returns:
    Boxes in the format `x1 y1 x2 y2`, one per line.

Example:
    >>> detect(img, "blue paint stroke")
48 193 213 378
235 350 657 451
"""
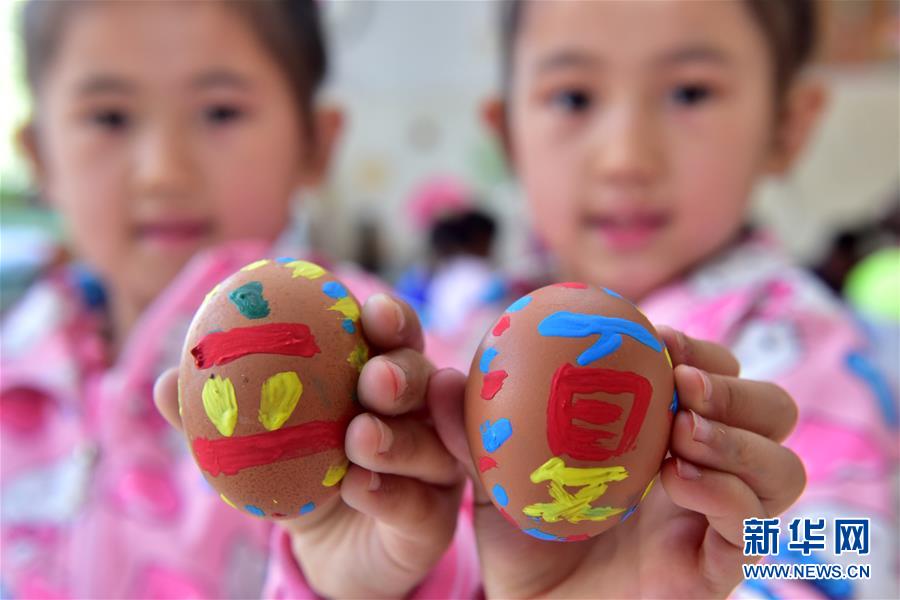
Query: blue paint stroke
229 281 270 319
505 295 533 313
670 390 679 414
323 281 349 299
480 418 513 453
479 347 499 374
342 319 356 334
523 528 564 542
846 351 898 427
244 504 265 517
602 287 624 300
620 504 639 522
276 257 296 263
299 502 316 515
492 484 509 507
538 311 662 365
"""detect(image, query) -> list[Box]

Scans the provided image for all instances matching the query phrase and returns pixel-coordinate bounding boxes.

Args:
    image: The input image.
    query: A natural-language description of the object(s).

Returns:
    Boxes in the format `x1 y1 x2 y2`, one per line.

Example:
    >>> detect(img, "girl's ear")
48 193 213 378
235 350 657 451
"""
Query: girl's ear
299 104 344 188
480 96 515 171
766 78 828 175
16 121 51 203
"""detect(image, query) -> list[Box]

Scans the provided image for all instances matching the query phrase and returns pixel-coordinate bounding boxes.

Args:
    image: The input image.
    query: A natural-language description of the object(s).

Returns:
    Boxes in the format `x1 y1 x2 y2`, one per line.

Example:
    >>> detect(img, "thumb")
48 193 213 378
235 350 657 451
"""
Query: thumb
426 368 489 504
153 367 183 431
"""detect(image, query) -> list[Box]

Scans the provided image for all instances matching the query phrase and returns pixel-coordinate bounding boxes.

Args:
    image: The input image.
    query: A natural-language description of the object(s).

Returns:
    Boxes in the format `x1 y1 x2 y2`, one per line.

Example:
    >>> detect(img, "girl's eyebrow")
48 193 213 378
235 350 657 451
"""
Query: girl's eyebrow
656 45 731 67
535 49 600 74
75 74 135 96
190 69 252 91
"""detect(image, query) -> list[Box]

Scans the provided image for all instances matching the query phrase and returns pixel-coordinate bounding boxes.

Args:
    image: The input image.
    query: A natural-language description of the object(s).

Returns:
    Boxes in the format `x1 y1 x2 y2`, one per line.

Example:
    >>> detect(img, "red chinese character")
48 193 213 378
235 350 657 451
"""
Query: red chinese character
547 364 651 461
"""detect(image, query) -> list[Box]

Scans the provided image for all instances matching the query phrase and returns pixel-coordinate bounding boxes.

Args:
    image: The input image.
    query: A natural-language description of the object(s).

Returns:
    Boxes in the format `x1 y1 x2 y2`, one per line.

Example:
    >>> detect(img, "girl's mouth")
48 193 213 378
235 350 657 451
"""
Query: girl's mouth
583 212 669 251
134 219 213 250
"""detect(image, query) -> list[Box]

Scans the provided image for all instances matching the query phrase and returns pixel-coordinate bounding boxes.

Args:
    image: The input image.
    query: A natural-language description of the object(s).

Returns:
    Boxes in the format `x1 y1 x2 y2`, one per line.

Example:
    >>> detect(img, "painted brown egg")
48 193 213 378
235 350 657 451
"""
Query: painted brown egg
178 259 368 520
465 283 675 541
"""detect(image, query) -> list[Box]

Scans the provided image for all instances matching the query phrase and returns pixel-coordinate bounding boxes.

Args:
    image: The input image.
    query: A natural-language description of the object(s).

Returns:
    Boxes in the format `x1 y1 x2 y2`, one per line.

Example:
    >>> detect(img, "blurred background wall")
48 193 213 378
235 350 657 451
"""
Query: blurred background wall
1 0 898 303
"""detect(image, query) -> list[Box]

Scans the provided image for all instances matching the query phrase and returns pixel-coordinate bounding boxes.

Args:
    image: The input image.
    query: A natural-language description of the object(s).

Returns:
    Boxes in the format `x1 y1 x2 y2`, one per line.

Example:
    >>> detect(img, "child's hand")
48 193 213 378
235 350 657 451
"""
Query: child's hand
431 327 805 599
155 294 465 598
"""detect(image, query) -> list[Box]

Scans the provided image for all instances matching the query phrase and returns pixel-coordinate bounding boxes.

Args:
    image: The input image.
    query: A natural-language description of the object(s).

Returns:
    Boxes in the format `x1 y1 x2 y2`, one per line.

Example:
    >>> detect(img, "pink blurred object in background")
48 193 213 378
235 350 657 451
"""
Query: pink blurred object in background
407 175 472 232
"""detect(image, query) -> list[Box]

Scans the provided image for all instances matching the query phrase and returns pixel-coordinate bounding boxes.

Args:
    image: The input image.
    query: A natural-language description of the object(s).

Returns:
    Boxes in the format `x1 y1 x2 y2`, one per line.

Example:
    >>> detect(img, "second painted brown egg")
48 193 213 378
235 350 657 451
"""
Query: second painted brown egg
465 283 675 541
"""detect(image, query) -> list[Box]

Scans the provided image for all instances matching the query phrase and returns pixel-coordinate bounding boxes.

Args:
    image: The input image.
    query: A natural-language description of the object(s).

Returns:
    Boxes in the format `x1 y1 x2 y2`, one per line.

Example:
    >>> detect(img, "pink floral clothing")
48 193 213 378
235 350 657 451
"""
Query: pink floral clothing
640 237 897 600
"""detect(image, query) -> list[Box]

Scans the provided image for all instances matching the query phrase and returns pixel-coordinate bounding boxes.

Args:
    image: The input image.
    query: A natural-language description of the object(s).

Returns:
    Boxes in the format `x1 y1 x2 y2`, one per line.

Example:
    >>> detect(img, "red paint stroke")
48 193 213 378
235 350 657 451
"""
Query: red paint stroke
499 507 520 529
564 534 590 542
555 282 587 289
193 417 347 477
272 512 287 518
478 456 499 473
547 364 651 461
191 323 320 369
480 370 508 400
492 315 511 337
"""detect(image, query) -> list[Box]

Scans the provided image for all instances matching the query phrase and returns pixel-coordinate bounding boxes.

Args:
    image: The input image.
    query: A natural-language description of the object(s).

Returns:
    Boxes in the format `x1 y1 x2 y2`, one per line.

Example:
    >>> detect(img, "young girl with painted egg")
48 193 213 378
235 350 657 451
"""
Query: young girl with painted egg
2 2 469 598
442 0 895 598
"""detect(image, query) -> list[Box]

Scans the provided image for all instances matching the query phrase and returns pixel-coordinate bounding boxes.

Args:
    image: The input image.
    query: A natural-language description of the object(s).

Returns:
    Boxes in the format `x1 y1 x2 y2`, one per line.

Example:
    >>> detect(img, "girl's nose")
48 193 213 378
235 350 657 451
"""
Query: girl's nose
133 123 193 199
590 103 662 189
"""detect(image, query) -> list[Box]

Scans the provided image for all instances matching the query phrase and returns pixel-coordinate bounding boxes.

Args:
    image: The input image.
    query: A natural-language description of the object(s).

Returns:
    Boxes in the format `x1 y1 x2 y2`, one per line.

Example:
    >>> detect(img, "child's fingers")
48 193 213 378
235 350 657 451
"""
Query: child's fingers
670 411 806 516
153 367 182 431
358 349 435 416
426 368 492 505
675 364 798 441
360 293 425 353
659 457 767 549
340 465 461 543
660 458 772 592
658 326 740 376
345 412 462 487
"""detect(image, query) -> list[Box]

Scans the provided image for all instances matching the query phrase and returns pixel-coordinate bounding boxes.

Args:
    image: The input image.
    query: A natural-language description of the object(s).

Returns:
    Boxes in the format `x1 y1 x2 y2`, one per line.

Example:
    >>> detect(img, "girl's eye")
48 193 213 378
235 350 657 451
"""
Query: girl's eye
89 109 129 131
550 89 593 113
204 104 244 125
670 84 713 107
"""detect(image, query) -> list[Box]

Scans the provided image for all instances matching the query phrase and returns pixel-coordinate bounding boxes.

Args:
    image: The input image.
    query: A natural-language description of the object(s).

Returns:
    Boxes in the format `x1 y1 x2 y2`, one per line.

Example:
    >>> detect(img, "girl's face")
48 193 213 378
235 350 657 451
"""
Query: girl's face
507 0 783 301
26 1 325 309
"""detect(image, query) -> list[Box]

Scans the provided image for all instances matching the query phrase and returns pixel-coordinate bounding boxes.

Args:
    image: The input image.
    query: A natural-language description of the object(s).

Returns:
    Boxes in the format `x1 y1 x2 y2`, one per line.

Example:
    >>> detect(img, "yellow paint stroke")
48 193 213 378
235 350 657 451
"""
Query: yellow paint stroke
664 347 672 367
328 297 360 322
283 260 326 280
220 494 238 510
201 283 222 311
241 259 270 272
523 457 628 524
347 342 369 371
640 478 655 501
202 375 238 437
177 379 183 417
322 459 349 487
258 371 303 431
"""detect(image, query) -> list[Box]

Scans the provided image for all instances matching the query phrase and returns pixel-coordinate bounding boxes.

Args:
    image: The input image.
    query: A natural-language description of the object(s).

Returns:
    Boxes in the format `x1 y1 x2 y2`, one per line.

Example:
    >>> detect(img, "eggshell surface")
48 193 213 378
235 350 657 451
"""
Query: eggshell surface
465 283 675 541
179 259 367 520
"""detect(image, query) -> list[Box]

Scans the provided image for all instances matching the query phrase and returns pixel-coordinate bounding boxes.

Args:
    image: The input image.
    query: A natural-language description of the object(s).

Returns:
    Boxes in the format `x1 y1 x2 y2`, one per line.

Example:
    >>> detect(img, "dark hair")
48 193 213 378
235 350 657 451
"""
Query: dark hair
20 0 328 136
500 0 818 102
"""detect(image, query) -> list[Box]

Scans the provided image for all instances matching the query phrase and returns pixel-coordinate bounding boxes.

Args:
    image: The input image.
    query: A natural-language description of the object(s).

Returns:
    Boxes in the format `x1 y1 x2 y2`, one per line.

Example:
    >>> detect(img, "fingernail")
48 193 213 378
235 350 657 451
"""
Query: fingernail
371 415 393 454
368 471 382 491
676 457 702 480
667 328 685 356
381 359 407 402
690 410 713 444
692 366 711 401
370 293 405 334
